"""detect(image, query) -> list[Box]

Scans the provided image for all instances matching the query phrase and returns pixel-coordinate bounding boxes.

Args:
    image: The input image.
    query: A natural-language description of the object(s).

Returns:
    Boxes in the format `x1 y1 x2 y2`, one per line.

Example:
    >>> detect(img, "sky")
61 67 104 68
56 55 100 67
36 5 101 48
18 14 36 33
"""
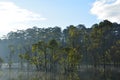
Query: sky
0 0 120 38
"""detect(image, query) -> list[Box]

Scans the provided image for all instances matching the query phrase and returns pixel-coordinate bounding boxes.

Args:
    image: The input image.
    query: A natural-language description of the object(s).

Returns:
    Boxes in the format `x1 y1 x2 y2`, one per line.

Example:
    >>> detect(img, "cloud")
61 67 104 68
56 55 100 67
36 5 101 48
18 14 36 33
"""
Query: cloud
0 2 46 37
0 2 46 22
90 0 120 23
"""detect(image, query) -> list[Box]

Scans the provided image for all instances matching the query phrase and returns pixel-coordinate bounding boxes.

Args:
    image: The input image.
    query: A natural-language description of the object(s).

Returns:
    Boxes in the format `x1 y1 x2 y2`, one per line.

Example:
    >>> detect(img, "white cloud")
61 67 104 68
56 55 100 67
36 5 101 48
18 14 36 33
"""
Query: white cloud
0 2 46 38
90 0 120 23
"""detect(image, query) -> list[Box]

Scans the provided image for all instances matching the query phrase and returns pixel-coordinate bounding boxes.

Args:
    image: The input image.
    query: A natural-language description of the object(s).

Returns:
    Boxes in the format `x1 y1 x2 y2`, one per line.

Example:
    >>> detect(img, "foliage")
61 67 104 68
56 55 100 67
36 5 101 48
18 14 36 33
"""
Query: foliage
0 20 119 76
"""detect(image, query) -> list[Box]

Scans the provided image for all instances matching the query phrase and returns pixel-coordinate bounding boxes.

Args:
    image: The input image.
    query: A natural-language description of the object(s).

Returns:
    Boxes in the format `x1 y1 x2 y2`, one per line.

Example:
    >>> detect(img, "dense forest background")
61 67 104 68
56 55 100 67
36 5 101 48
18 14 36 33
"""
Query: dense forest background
0 20 120 74
0 20 120 63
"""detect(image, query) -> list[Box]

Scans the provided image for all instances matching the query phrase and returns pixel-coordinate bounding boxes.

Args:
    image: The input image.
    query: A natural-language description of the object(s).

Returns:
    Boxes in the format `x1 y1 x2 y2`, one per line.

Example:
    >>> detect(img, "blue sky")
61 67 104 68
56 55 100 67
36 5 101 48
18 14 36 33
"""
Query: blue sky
10 0 97 27
0 0 120 37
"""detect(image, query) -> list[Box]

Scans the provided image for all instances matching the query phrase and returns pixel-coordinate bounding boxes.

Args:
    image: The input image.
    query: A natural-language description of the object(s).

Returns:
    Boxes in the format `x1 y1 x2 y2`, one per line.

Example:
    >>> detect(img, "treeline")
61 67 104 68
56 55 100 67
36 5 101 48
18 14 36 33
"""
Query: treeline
0 20 120 73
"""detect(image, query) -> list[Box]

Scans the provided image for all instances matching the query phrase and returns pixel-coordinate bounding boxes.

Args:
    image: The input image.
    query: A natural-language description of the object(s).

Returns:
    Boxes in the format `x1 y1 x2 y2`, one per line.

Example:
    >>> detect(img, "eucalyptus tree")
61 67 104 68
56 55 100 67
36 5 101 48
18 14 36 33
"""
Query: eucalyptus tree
48 39 60 72
89 24 101 68
8 45 15 69
89 20 113 67
110 40 120 67
98 20 113 67
89 20 113 80
32 40 48 71
42 27 62 42
62 25 82 73
0 57 3 68
51 27 62 42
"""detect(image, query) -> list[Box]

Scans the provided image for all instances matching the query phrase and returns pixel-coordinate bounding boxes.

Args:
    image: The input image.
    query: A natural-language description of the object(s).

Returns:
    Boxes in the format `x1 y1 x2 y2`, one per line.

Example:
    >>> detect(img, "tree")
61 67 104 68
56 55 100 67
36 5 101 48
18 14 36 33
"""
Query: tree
0 57 3 68
32 41 48 71
48 39 59 72
63 25 82 73
8 45 15 69
110 40 120 67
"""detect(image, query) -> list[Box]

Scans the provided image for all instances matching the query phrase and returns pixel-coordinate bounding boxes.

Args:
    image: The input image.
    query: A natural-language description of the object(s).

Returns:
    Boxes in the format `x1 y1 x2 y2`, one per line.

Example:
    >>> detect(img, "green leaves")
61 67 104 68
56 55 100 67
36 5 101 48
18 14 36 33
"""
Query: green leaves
48 39 58 49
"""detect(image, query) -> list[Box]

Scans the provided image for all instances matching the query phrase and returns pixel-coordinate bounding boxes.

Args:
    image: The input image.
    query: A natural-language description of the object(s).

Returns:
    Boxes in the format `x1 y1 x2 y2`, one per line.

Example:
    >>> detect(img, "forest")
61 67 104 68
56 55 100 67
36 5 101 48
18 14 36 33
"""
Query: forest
0 20 120 80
